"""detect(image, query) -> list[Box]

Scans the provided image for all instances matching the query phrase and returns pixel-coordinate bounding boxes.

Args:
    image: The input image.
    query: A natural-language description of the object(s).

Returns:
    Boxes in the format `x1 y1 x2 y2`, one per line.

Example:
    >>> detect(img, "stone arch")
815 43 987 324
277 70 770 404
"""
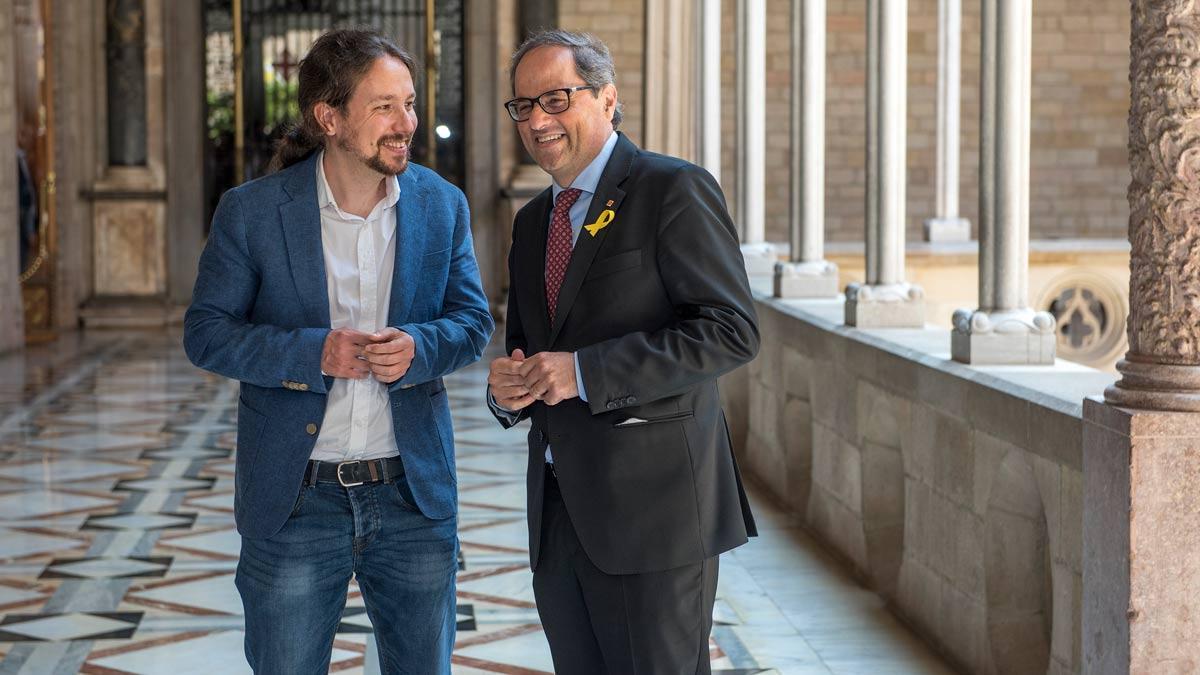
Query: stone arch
984 451 1052 674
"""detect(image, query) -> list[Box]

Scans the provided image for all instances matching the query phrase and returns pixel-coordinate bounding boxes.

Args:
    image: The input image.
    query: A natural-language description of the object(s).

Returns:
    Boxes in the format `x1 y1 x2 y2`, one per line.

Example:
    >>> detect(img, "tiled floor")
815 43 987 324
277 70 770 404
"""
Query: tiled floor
0 331 958 674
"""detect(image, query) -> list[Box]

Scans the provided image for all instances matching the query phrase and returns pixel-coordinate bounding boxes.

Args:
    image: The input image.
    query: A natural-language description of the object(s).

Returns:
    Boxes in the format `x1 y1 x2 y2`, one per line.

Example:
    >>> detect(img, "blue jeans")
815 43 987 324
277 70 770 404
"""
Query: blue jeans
236 476 458 674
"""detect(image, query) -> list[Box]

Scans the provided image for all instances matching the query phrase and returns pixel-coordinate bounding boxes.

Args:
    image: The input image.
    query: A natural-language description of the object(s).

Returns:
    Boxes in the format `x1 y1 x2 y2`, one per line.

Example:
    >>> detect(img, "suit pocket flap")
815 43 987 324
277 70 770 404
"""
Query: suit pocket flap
585 249 642 281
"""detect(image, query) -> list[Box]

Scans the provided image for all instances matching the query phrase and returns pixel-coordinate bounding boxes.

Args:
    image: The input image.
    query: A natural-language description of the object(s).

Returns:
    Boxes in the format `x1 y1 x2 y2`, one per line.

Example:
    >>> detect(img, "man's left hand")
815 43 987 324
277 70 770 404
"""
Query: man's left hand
364 328 416 384
518 351 578 406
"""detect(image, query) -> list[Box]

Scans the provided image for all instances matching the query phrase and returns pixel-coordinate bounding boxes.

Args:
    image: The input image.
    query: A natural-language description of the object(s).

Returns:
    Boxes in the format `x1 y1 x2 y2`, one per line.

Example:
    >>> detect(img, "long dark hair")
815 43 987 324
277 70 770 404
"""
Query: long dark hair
269 29 416 172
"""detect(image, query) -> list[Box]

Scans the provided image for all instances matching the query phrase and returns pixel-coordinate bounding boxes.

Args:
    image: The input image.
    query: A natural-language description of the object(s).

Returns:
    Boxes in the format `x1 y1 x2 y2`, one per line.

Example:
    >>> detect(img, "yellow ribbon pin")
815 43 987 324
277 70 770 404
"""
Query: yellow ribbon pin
584 209 615 237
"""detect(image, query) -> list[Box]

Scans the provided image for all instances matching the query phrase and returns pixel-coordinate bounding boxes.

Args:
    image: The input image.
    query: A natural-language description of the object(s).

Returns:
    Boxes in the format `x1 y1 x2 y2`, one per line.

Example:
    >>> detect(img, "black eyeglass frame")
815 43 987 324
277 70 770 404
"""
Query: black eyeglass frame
504 85 598 122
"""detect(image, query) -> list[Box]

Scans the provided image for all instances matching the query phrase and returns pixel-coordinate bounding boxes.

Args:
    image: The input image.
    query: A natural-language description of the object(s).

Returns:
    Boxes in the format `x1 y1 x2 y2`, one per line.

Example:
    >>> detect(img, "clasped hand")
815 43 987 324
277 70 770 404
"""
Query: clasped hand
488 349 578 410
321 327 415 384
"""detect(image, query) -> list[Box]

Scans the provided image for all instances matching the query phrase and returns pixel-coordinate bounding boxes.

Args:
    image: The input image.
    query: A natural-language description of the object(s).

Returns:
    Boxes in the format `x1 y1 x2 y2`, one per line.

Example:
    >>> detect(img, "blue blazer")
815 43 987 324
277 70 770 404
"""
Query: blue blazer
184 153 493 539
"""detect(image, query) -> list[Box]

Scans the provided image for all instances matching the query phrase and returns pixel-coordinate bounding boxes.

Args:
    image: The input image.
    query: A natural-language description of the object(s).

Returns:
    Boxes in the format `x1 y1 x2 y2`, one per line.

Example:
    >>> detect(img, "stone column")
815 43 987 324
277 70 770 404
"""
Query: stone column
950 0 1054 364
0 0 24 351
1084 5 1200 668
845 0 924 327
699 0 721 182
775 0 838 298
737 0 776 275
923 0 971 242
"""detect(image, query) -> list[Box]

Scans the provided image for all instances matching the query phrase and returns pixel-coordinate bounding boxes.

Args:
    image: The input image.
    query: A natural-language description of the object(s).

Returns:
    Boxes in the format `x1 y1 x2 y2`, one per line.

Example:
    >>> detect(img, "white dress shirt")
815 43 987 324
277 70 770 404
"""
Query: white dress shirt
310 152 402 462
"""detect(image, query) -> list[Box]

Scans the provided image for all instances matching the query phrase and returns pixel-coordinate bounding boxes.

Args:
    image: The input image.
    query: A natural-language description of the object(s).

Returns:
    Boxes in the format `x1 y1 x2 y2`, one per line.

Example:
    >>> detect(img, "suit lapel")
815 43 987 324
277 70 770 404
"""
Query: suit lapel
279 154 331 328
387 170 427 326
547 135 636 345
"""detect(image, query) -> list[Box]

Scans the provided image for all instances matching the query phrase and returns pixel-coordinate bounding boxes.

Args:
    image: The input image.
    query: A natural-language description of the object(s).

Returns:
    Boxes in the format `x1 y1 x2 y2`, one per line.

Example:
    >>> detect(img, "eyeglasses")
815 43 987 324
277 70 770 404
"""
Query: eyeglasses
504 85 597 122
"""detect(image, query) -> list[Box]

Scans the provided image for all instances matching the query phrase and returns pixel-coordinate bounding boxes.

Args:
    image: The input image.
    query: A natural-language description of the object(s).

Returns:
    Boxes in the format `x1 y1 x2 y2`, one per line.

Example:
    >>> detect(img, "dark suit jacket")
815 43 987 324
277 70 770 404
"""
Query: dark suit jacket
497 133 759 575
184 153 493 539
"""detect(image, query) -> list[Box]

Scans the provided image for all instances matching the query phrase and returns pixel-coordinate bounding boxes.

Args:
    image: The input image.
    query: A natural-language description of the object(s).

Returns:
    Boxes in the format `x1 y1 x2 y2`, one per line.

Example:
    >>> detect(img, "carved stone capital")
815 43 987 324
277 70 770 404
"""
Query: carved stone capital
951 308 1056 365
1109 1 1200 408
773 260 839 298
844 282 925 328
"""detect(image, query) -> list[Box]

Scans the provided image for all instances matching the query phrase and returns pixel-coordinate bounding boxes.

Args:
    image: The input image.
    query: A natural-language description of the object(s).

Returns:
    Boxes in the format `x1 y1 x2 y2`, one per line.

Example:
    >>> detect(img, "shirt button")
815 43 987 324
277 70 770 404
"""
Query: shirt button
306 423 318 435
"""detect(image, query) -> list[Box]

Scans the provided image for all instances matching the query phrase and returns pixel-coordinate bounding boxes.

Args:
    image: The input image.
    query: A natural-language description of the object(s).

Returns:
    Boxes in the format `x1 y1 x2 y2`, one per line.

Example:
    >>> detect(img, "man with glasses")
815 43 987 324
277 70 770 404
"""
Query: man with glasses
487 29 760 674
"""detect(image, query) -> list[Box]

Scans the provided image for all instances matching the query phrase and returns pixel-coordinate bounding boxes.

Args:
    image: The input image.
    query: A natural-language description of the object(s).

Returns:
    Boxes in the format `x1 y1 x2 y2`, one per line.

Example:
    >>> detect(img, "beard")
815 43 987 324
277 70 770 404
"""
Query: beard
338 133 410 177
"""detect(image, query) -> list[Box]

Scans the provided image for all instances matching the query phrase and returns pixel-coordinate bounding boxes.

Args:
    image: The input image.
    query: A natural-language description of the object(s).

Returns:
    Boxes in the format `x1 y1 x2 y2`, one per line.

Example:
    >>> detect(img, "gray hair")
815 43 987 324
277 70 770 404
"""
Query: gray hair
509 29 623 129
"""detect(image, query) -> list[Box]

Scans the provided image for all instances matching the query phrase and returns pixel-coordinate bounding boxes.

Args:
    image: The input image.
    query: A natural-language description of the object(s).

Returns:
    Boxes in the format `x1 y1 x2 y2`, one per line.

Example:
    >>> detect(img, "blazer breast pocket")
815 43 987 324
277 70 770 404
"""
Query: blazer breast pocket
584 249 642 282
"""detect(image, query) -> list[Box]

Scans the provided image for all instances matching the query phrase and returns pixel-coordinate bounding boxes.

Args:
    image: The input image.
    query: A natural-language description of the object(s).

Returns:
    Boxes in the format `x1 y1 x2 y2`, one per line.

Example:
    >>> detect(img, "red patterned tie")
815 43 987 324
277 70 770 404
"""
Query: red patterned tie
545 188 583 322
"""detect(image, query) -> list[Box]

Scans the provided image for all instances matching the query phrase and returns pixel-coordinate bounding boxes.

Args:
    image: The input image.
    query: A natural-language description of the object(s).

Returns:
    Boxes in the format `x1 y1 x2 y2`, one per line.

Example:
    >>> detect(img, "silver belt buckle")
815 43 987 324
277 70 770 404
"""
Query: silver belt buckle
336 461 365 487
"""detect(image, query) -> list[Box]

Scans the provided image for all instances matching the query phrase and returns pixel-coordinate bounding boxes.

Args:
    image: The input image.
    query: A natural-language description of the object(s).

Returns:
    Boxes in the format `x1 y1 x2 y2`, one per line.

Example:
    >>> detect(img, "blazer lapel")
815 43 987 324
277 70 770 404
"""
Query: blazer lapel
547 135 636 345
387 170 428 326
508 189 549 350
279 154 331 328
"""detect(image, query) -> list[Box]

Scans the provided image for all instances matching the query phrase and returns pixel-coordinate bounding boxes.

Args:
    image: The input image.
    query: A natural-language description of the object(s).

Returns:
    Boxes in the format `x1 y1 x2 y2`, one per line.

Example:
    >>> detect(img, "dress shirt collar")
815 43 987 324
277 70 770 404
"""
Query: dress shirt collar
551 131 619 200
315 150 401 219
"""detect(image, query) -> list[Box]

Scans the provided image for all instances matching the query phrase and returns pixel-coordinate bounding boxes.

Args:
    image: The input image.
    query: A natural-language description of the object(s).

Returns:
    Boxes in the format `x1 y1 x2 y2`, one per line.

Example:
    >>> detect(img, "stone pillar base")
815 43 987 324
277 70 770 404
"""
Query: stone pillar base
923 216 972 243
741 242 778 277
773 260 839 298
1083 397 1200 673
844 282 925 328
950 308 1056 365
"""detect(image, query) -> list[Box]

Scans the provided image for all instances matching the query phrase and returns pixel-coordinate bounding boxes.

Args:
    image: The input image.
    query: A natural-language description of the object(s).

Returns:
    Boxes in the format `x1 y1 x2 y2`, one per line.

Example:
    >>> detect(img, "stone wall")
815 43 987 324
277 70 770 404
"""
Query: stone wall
0 2 24 352
724 293 1113 673
720 0 1130 244
558 0 645 147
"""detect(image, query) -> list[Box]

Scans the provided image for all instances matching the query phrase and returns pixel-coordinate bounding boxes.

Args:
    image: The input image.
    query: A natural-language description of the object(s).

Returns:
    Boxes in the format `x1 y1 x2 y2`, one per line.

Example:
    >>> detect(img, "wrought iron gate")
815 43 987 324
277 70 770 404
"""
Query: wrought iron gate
203 0 464 224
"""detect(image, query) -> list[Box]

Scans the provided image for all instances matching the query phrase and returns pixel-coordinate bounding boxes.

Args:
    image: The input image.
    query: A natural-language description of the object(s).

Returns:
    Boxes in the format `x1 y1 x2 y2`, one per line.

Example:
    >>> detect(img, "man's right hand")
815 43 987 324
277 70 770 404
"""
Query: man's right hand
321 328 375 379
489 348 535 411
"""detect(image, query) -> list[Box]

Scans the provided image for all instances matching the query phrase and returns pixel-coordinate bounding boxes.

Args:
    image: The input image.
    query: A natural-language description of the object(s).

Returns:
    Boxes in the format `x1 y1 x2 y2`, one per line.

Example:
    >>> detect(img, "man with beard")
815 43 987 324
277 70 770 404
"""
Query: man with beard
488 30 759 674
184 29 492 674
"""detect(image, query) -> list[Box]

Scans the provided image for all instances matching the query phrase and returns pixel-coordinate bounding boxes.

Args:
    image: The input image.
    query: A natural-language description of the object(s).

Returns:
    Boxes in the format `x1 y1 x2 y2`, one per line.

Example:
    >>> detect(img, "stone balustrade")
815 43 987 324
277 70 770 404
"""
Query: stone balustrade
722 286 1114 674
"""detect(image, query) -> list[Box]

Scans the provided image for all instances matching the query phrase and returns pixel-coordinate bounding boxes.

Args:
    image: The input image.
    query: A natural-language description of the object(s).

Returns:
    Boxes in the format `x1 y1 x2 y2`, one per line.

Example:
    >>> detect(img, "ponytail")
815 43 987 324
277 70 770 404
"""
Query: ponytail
268 124 321 173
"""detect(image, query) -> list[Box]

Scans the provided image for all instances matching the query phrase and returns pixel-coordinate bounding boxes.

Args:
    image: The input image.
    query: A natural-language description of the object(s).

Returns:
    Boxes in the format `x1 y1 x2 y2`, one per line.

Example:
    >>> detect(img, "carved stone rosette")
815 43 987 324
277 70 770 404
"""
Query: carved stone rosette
1107 1 1200 410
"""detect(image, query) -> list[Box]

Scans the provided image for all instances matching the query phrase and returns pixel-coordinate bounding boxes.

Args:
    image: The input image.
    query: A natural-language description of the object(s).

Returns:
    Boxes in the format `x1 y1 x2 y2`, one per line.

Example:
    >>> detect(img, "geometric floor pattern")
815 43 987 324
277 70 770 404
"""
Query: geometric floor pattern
0 330 957 674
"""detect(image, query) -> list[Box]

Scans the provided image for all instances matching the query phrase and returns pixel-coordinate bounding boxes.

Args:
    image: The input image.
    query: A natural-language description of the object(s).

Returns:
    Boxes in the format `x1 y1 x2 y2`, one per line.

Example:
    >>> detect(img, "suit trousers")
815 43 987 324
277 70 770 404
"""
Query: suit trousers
533 466 718 675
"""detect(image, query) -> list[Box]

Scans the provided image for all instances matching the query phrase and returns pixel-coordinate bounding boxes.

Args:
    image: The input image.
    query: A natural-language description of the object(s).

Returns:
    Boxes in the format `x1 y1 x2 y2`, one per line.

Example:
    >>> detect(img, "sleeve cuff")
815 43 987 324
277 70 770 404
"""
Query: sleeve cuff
574 352 588 403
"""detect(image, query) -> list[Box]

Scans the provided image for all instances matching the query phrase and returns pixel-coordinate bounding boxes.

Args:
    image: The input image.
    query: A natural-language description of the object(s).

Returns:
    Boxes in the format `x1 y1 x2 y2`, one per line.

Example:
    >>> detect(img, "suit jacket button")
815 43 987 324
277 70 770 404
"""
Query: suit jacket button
306 423 318 435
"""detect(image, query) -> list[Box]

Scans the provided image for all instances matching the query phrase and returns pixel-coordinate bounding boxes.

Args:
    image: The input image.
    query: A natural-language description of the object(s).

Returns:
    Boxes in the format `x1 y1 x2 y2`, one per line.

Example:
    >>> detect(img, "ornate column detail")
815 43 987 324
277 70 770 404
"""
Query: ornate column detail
1085 8 1200 667
1105 1 1200 410
737 0 776 275
775 0 838 298
845 0 924 327
923 0 971 242
950 0 1054 363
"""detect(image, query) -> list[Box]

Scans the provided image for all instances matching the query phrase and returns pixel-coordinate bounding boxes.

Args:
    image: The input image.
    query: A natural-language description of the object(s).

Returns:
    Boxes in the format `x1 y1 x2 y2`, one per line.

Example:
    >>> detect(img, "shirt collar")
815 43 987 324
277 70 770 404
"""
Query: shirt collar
315 150 401 217
552 131 619 200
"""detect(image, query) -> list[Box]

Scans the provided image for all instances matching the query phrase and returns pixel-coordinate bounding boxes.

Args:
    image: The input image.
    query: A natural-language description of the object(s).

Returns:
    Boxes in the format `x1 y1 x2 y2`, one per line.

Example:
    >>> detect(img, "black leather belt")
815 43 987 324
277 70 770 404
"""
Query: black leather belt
305 457 405 487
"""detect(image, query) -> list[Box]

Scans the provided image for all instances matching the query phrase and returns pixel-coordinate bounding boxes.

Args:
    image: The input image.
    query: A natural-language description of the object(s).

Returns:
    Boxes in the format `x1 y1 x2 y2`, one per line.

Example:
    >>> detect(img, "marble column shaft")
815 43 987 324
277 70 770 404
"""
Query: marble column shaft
793 0 824 264
951 0 1053 364
736 0 765 245
844 0 923 326
700 0 721 182
925 0 971 242
875 0 905 286
775 0 838 297
736 0 775 274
